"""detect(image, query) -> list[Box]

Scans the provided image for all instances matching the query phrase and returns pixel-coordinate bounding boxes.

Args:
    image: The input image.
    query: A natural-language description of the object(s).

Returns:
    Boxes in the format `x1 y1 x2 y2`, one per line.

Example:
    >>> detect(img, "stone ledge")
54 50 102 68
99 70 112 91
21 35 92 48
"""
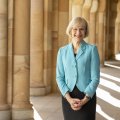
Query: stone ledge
30 86 51 96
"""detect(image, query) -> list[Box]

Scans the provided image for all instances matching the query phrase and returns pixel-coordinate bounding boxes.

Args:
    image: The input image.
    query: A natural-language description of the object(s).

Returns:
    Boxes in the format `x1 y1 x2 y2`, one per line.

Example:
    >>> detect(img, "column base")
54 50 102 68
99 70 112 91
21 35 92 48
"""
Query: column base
30 85 51 96
100 63 105 67
12 108 34 120
0 110 11 120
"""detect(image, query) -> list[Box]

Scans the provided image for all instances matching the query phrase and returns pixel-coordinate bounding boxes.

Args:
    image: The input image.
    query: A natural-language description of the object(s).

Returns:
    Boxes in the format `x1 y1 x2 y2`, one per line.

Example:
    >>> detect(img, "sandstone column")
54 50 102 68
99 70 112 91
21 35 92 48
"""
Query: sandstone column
12 0 33 119
82 0 93 42
72 0 84 17
43 0 53 94
30 0 44 96
82 0 92 22
115 0 120 56
52 0 69 92
8 0 14 105
105 1 110 60
0 0 11 119
58 0 69 47
69 0 72 20
98 0 106 66
89 0 98 44
52 0 59 92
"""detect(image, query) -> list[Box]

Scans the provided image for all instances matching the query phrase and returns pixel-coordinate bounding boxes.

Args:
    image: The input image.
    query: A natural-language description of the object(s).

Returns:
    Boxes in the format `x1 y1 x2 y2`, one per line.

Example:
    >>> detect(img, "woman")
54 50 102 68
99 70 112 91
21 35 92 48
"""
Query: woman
56 17 100 120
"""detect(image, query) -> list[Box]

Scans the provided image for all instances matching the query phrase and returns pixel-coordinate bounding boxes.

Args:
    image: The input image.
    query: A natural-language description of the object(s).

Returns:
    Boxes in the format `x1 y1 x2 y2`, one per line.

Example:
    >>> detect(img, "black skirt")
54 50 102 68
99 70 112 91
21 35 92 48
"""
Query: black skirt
62 86 96 120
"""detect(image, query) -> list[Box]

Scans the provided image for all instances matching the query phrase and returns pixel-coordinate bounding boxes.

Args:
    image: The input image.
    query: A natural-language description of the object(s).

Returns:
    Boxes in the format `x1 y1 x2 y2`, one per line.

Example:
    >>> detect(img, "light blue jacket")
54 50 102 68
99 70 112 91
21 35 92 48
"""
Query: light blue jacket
56 40 100 98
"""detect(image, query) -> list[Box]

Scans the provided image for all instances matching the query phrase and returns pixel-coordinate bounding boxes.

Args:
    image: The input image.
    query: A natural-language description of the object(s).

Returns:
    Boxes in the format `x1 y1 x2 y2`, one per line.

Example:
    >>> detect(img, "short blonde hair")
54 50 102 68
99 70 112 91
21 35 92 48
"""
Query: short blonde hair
66 17 89 38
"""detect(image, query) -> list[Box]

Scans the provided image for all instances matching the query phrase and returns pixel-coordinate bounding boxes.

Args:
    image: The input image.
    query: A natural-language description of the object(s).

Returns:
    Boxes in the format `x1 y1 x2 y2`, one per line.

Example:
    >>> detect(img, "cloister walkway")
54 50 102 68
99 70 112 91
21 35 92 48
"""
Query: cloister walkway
31 60 120 120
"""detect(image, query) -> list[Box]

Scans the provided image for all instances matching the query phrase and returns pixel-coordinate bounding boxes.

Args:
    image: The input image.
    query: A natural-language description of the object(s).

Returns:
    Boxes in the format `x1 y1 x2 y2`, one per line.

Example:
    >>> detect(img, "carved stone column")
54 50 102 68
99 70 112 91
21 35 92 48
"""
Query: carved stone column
58 0 69 47
115 0 120 56
0 0 11 119
82 0 93 42
8 0 14 105
69 0 72 20
98 0 106 66
43 0 53 94
30 0 44 96
89 0 98 44
12 0 33 119
52 0 59 92
82 0 92 21
72 0 84 17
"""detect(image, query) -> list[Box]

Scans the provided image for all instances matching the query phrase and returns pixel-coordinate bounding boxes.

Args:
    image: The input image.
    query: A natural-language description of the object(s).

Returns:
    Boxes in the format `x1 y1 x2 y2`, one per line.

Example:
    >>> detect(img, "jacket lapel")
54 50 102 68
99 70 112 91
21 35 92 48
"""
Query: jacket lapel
76 40 86 60
68 40 86 61
68 43 75 60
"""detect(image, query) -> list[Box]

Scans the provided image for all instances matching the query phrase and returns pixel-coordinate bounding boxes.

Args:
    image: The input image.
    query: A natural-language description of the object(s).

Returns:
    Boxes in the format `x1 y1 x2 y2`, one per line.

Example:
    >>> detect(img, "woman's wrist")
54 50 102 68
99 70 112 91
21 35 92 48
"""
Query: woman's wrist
81 96 89 106
81 95 90 105
85 95 90 100
64 92 71 102
84 93 91 100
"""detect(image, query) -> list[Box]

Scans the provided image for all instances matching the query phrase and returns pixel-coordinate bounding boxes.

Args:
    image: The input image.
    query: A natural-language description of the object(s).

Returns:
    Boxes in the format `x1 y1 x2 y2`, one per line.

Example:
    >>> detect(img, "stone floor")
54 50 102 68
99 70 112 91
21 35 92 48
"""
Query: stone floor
31 61 120 120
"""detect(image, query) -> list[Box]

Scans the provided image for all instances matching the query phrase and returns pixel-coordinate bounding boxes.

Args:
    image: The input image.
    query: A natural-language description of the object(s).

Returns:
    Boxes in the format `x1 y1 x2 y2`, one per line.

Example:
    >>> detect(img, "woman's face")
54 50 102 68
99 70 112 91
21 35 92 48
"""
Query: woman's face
71 23 86 43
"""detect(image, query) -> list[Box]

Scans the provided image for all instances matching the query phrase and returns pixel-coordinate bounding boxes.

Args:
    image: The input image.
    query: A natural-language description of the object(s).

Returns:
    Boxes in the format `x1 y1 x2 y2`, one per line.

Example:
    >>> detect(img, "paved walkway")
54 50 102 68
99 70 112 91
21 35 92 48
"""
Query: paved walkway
31 61 120 120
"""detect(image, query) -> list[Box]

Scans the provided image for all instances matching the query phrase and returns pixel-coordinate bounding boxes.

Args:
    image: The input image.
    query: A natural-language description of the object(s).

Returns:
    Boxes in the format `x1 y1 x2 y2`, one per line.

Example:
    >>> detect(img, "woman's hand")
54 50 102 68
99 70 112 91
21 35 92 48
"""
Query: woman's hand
79 96 90 106
65 92 81 110
65 93 90 111
68 98 81 111
70 96 89 110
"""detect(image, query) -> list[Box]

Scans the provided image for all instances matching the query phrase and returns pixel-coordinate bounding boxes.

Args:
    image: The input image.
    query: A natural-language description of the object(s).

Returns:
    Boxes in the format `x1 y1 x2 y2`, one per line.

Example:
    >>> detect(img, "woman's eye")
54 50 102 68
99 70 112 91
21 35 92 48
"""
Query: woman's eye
73 28 85 31
73 28 77 31
80 28 84 31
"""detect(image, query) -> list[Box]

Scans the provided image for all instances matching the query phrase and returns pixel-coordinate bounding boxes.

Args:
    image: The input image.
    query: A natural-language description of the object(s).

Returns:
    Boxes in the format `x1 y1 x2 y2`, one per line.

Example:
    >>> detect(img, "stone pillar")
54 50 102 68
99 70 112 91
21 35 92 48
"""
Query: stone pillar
89 0 98 44
107 1 118 59
82 0 92 21
82 0 93 42
12 0 33 119
58 0 69 47
69 0 72 20
8 0 14 105
52 0 59 92
0 0 11 119
30 0 44 96
98 0 106 66
115 0 120 55
43 0 53 94
72 0 84 17
105 0 110 60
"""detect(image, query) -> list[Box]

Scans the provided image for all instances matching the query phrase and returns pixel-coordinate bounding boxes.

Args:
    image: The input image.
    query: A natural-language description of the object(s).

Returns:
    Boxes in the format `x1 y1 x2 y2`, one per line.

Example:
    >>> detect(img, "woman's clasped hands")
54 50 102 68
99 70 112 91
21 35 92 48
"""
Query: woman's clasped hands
65 92 89 111
66 96 89 111
69 98 82 111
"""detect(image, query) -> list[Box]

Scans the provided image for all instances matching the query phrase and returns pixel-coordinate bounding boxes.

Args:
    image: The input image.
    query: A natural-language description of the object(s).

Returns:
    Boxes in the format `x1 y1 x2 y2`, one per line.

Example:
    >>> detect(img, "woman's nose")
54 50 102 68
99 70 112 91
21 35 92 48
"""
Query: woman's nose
76 29 81 35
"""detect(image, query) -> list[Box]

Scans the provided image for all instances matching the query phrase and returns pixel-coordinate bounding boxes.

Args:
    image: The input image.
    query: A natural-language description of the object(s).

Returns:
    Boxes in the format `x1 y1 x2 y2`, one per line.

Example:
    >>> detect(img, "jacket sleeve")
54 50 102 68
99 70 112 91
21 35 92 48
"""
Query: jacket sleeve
84 46 100 98
56 48 69 96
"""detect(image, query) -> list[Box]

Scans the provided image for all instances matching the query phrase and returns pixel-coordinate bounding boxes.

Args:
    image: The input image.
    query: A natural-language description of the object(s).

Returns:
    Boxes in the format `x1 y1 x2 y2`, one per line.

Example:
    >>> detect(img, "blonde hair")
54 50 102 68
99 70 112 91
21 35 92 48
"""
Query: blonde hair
66 17 89 38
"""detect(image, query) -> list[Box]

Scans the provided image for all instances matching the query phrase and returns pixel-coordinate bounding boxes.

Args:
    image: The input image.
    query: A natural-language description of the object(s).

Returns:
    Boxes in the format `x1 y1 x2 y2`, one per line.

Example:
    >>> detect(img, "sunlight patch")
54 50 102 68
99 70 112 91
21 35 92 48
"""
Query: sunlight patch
33 106 43 120
97 88 120 108
96 104 115 120
100 78 120 93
